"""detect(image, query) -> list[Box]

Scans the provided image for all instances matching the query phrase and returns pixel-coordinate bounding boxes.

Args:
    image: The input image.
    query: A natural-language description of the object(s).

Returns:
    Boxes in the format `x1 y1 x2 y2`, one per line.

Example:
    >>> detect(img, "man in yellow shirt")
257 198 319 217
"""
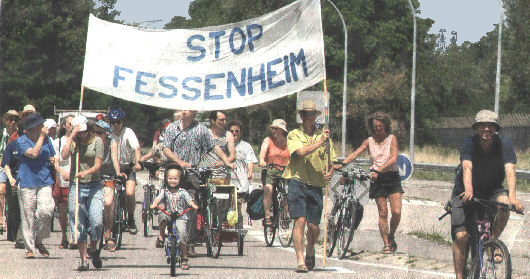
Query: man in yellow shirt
283 99 336 273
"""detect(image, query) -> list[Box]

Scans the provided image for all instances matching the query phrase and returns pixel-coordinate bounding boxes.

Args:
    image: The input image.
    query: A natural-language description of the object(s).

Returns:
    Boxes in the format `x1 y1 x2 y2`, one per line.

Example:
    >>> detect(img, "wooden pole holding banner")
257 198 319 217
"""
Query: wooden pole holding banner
322 79 331 268
73 85 85 244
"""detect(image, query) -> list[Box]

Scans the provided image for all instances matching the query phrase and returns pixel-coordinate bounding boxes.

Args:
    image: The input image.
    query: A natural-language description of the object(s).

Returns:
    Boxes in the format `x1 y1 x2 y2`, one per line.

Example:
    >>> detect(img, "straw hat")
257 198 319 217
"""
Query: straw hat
297 99 322 116
270 119 288 133
472 110 501 131
3 110 20 122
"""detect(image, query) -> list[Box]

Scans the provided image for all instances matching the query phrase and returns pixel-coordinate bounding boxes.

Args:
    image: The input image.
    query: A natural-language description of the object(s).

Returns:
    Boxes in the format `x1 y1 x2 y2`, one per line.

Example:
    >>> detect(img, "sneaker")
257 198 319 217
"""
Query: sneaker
128 219 138 235
91 250 102 269
77 259 89 271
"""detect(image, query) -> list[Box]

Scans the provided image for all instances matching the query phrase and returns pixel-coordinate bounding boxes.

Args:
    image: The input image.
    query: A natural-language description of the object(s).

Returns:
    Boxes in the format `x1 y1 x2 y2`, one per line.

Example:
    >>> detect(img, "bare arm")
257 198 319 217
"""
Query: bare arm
460 159 473 202
111 140 122 176
24 128 48 159
294 127 330 158
75 157 102 179
4 165 16 187
505 163 524 211
258 137 270 167
247 162 254 179
225 131 236 163
133 147 141 171
150 197 162 209
213 145 235 169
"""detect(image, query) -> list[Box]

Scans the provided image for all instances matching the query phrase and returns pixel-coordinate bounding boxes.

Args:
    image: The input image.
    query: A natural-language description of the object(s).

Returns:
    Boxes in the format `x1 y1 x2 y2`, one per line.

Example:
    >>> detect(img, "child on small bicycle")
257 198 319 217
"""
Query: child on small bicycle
150 165 198 270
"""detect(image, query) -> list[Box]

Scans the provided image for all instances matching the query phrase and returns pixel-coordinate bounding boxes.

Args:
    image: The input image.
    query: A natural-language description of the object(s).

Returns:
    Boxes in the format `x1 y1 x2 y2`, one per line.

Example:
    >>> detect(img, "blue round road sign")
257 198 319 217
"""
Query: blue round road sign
397 154 413 181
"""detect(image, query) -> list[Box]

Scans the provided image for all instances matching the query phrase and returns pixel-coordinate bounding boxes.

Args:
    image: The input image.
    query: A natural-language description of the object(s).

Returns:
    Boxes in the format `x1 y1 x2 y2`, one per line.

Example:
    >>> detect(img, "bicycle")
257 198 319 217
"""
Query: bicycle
155 206 193 277
139 161 164 237
101 173 128 250
261 164 293 247
184 166 222 258
440 197 523 279
326 164 370 259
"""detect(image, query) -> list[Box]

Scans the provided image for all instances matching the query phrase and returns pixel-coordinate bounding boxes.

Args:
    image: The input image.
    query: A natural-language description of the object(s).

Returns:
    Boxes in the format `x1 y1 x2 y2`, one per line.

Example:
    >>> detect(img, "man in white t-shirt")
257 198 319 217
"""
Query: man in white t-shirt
108 108 141 235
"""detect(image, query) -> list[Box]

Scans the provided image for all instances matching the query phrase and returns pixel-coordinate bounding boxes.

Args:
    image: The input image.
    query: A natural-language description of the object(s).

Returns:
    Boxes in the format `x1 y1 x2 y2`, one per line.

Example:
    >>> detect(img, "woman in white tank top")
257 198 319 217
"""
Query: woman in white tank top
338 111 403 255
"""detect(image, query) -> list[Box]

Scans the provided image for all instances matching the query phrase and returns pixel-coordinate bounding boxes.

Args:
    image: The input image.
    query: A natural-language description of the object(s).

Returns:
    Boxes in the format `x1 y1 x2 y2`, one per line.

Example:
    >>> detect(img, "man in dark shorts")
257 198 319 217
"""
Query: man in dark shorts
451 110 524 279
282 100 336 273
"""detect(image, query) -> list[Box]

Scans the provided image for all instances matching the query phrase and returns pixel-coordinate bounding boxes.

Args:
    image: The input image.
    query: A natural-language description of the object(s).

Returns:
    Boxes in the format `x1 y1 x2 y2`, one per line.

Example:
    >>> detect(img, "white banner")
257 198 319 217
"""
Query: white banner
82 0 325 111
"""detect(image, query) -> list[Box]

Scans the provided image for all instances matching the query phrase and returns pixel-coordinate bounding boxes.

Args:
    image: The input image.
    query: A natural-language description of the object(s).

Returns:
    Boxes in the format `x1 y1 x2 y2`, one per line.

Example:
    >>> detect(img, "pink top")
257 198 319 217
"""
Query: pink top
265 136 289 169
368 134 398 172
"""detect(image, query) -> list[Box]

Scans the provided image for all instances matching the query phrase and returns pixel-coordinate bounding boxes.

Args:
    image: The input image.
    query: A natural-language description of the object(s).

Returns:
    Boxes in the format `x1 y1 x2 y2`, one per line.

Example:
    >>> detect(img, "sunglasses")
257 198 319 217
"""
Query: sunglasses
95 131 107 135
6 117 19 122
300 111 317 117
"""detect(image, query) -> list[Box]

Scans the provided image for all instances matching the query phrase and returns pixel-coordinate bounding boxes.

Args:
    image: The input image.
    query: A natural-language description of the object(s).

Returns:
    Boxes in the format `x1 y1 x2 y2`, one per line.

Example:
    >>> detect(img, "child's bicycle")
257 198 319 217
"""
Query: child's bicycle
439 197 523 279
155 206 194 277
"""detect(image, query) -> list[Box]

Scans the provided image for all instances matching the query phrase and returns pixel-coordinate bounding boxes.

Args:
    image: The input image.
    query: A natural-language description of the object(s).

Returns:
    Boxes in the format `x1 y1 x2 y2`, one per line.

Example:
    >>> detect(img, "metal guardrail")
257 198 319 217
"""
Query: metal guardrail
355 159 530 180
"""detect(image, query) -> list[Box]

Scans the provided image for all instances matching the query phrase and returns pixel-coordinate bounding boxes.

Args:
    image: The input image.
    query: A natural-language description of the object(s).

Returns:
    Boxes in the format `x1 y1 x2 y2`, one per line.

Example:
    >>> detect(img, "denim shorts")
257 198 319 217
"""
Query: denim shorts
68 181 104 243
287 179 323 224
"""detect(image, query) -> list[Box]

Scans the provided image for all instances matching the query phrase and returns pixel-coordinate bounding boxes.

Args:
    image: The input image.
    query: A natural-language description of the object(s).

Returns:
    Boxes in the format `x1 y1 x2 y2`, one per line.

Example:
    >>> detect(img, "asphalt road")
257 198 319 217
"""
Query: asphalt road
1 170 528 278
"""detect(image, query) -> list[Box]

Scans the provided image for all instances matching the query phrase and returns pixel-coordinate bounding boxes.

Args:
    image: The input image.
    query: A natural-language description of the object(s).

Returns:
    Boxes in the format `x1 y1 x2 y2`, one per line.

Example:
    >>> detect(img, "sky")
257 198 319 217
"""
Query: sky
114 0 502 44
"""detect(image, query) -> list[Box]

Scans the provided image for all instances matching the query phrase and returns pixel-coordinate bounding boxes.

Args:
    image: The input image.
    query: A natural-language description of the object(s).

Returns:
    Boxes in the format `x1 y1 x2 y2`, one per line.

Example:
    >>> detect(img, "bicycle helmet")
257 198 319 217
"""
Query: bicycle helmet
108 108 126 121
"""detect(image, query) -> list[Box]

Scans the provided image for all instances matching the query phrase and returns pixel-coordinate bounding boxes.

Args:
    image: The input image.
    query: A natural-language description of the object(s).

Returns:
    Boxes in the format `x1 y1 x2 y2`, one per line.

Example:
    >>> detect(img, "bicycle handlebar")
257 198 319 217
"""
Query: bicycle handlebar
155 206 194 220
438 197 523 221
471 198 524 215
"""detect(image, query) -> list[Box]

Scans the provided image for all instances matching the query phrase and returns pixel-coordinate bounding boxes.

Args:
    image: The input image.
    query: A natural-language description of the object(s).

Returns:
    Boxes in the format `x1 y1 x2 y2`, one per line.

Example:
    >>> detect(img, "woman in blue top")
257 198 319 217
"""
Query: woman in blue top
15 113 56 259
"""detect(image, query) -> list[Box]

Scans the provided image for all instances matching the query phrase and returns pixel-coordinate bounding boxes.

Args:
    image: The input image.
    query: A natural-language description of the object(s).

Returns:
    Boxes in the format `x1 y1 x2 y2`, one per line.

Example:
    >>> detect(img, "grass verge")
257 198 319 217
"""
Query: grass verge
407 230 453 246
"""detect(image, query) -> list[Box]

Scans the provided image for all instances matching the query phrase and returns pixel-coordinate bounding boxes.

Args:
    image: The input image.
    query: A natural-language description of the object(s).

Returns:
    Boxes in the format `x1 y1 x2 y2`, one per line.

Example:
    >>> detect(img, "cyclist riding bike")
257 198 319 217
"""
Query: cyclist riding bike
108 108 142 235
258 119 289 227
162 110 234 257
451 110 524 279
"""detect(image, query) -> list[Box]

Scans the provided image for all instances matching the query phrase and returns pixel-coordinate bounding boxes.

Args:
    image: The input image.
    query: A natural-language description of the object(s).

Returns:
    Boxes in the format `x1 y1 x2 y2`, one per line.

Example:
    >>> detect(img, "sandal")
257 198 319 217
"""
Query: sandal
382 245 393 254
69 242 78 250
59 240 69 249
106 239 117 252
296 264 308 273
389 235 397 252
181 258 190 270
155 237 164 248
264 217 273 227
305 255 315 270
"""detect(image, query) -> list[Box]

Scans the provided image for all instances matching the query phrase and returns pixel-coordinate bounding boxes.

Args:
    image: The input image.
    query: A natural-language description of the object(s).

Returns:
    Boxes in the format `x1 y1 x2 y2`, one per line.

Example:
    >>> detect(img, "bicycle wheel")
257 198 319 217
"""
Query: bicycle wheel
337 201 357 259
170 236 177 277
113 196 126 250
142 186 151 237
470 238 511 279
264 193 277 247
207 201 222 258
277 192 293 247
326 203 341 257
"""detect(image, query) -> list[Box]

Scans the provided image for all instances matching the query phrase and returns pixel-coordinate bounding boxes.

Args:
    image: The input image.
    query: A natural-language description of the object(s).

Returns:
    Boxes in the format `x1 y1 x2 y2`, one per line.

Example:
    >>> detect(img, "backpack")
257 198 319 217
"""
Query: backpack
246 189 264 220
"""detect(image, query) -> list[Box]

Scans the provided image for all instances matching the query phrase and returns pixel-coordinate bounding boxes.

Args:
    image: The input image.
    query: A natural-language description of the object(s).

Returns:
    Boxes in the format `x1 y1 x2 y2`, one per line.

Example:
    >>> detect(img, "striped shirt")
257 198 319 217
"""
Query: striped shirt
163 120 215 166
